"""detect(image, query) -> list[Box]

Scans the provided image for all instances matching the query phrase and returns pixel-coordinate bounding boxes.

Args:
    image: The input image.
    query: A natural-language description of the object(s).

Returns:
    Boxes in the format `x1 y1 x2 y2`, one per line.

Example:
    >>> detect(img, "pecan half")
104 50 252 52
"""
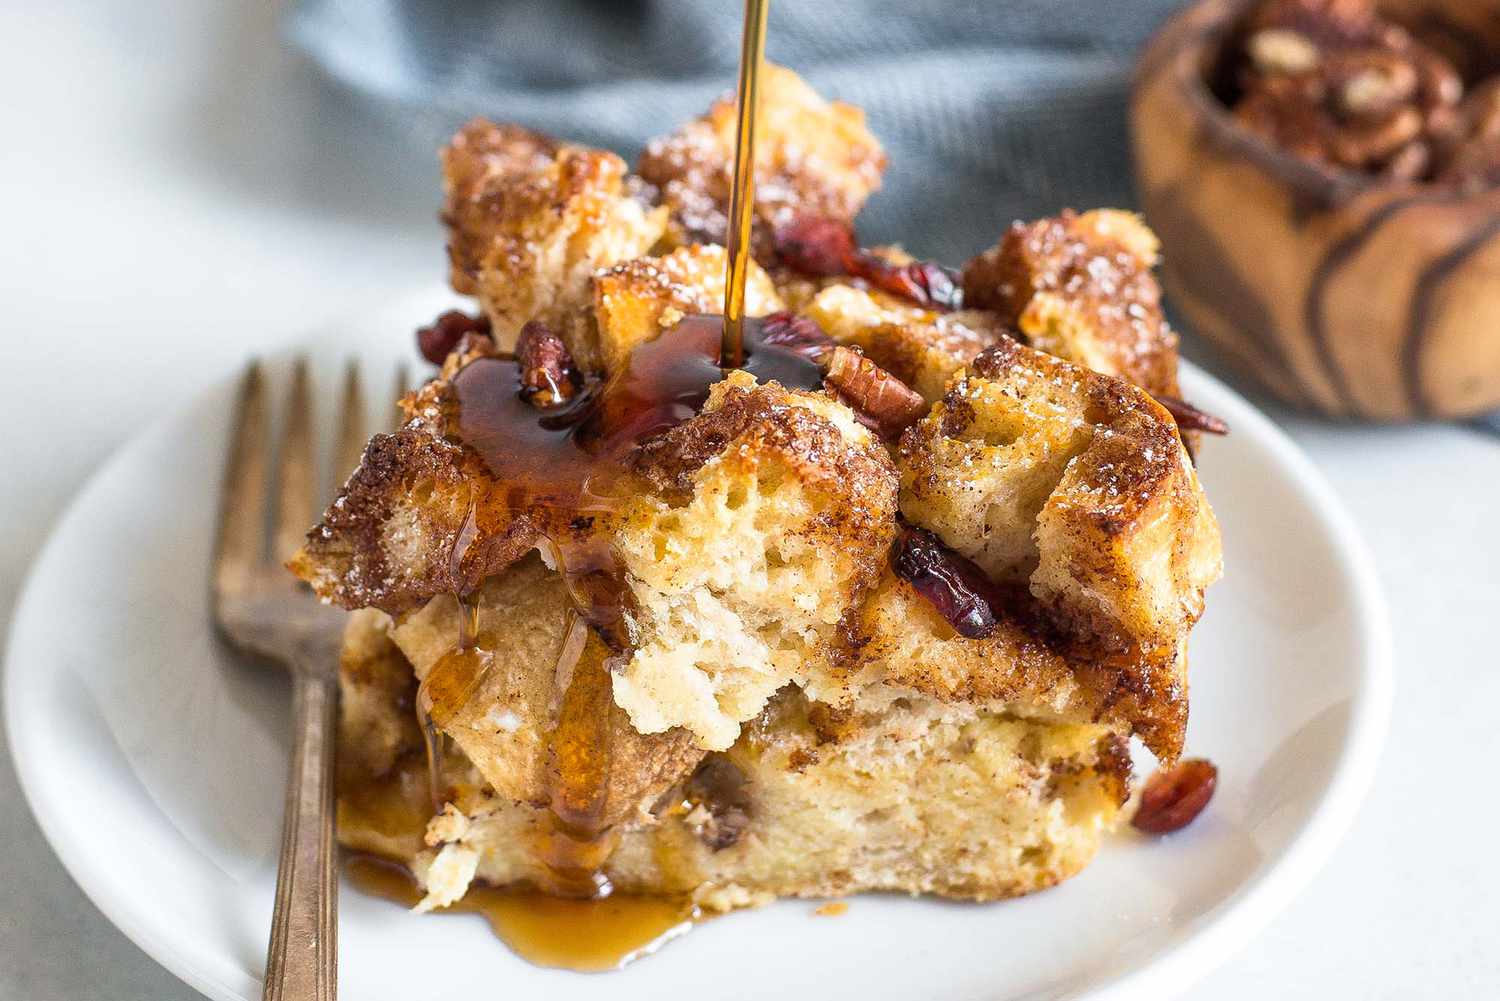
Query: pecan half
1329 105 1423 165
1329 50 1417 120
823 345 928 437
515 320 580 407
1131 758 1217 834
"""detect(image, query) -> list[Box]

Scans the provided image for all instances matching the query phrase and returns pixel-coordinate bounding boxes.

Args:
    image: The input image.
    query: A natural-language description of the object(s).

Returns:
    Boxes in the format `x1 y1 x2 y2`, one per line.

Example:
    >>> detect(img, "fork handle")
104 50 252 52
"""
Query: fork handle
263 671 339 1001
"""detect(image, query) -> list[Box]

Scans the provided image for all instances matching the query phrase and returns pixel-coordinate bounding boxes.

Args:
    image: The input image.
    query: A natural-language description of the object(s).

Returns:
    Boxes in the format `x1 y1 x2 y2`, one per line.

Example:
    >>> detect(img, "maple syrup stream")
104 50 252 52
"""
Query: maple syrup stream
721 0 769 368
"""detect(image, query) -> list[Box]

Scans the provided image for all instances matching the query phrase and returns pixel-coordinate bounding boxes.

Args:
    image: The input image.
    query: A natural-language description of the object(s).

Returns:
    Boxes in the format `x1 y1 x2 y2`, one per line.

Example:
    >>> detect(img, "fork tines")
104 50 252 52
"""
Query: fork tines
213 357 375 605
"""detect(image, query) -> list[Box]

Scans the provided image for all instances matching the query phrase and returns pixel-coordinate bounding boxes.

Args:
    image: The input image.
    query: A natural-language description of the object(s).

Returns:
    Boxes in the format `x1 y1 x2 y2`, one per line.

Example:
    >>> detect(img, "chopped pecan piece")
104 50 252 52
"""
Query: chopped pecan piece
1232 0 1464 179
823 346 928 437
515 320 581 406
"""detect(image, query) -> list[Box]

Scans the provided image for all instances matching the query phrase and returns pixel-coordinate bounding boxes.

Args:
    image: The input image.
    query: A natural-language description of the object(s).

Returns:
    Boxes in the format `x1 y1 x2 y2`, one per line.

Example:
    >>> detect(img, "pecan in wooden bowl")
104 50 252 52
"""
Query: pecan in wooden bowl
1132 0 1500 420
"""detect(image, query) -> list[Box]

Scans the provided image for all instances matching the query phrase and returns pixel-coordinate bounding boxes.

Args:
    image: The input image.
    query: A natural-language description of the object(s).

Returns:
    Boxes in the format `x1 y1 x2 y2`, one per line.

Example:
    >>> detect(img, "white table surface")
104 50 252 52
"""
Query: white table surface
2 2 1496 998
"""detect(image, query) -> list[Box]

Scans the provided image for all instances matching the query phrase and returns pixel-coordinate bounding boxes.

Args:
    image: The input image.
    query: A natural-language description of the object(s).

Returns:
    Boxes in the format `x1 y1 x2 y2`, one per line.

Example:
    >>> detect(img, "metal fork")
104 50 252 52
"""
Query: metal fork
212 358 401 1001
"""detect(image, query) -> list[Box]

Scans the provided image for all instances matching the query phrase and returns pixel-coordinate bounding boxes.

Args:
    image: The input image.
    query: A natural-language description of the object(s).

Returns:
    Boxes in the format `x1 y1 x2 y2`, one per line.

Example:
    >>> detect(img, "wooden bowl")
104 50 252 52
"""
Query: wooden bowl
1131 0 1500 420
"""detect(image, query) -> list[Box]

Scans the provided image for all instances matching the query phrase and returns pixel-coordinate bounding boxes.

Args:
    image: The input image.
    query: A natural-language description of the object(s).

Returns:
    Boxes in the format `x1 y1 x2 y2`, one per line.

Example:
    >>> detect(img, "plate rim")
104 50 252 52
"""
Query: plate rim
4 332 1394 1001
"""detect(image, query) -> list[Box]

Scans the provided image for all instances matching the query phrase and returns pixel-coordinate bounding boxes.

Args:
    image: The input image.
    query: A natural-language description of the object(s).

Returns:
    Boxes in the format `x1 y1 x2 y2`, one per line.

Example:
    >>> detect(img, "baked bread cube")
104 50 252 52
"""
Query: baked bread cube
287 341 539 616
591 244 783 374
388 558 705 822
441 119 667 362
638 64 886 259
961 210 1181 397
613 371 898 749
894 338 1221 759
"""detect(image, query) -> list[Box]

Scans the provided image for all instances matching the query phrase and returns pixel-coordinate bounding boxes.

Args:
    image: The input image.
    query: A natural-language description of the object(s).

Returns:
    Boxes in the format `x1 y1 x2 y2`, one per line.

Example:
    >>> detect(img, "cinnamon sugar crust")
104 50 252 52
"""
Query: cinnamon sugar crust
893 338 1221 760
637 64 886 261
592 244 783 374
288 340 543 615
961 210 1181 398
440 119 667 368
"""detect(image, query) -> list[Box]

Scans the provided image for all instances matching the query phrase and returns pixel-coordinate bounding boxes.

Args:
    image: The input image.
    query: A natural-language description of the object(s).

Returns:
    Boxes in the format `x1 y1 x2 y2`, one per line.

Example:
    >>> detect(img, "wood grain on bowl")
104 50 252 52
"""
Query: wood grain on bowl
1132 0 1500 420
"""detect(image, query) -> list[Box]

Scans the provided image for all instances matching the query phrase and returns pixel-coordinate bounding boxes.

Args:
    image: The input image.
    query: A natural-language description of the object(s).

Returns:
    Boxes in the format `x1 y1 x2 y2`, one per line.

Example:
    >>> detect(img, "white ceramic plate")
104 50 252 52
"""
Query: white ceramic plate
6 288 1392 1001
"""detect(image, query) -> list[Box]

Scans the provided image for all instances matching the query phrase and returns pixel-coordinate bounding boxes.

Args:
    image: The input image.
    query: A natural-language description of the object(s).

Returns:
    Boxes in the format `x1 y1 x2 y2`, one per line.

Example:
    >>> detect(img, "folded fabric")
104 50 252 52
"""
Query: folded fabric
287 0 1183 262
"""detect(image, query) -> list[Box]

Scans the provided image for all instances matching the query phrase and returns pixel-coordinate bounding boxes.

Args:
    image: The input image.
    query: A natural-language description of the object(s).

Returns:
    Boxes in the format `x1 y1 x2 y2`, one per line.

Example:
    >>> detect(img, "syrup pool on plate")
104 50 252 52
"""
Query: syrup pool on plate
345 855 698 973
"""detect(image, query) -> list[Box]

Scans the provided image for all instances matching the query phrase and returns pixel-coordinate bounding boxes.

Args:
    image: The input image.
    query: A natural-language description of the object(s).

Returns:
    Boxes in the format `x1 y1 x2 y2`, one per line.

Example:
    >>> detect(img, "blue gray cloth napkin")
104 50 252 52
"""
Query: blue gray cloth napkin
288 0 1185 262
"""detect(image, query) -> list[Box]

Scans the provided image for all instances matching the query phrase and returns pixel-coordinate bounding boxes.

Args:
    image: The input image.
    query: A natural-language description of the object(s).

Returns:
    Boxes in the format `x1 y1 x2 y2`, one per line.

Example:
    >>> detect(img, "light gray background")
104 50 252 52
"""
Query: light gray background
1 2 1497 998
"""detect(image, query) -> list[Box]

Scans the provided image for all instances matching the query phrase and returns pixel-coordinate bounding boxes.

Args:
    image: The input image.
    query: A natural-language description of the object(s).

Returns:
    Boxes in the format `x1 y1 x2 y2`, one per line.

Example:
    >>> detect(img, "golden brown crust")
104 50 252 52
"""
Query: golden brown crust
637 65 886 260
592 244 783 374
891 338 1221 761
287 427 539 616
288 340 545 615
961 210 1181 398
440 119 667 368
441 121 562 298
846 570 1187 763
609 373 901 749
629 375 896 531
